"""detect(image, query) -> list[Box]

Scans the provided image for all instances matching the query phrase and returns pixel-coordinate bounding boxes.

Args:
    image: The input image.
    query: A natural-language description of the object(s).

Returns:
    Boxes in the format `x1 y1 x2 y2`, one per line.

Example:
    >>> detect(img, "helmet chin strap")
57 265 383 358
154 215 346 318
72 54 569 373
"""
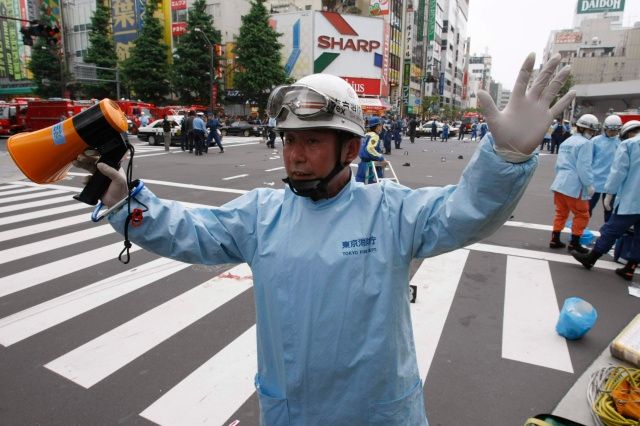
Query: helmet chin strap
283 142 348 201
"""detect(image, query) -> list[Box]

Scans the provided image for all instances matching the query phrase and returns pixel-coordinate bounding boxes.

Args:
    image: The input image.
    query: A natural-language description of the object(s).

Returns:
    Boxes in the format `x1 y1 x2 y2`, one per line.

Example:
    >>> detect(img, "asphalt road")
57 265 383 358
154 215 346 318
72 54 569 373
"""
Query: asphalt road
0 134 637 426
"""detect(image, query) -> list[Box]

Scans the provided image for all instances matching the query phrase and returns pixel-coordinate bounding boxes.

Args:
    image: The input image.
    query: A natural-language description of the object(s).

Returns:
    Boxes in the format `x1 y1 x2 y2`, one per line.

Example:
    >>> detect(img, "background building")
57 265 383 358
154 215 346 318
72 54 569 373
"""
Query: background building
544 1 640 119
465 51 491 109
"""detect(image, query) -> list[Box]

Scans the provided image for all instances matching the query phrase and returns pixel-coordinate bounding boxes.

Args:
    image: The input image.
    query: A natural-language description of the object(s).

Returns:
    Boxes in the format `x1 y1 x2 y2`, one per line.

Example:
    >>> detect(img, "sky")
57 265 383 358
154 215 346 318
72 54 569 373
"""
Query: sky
467 0 640 89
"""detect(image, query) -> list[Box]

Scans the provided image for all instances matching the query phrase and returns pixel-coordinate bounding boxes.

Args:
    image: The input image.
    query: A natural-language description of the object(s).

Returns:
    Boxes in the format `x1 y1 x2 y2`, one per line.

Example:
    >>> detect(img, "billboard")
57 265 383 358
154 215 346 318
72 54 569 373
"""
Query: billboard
269 12 314 78
554 31 583 44
112 0 138 60
577 0 625 14
313 12 383 94
369 0 389 16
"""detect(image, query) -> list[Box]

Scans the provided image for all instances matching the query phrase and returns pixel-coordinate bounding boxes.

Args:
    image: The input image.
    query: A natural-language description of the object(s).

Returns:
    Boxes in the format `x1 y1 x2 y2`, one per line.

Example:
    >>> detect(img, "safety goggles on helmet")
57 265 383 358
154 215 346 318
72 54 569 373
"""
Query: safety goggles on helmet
267 84 362 124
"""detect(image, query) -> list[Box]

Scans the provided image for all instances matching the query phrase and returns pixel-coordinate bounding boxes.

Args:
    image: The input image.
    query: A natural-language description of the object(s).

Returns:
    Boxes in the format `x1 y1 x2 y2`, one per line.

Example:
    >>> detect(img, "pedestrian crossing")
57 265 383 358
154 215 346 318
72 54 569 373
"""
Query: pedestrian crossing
131 136 262 157
0 181 633 425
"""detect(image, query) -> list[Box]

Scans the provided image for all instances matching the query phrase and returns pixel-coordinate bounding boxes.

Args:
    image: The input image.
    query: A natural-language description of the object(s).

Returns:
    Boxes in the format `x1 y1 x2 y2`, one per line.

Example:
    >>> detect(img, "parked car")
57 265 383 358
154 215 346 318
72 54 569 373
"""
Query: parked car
220 120 263 137
415 120 458 138
137 116 184 145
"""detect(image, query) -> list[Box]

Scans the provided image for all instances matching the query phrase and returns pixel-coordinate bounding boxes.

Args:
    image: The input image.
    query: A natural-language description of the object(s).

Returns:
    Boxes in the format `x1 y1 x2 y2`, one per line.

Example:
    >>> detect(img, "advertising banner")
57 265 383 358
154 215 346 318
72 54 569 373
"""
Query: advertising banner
554 31 583 43
427 0 436 42
0 0 25 80
112 0 138 60
171 22 187 36
313 11 383 85
270 12 313 79
380 22 390 97
577 0 625 14
171 0 186 10
369 0 390 16
341 77 381 96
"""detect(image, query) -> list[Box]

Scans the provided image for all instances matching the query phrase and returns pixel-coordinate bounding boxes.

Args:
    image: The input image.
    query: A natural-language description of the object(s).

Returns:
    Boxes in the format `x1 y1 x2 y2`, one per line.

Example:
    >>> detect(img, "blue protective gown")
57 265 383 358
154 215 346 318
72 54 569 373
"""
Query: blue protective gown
107 137 537 425
356 131 384 183
604 136 640 214
590 134 620 192
550 133 594 200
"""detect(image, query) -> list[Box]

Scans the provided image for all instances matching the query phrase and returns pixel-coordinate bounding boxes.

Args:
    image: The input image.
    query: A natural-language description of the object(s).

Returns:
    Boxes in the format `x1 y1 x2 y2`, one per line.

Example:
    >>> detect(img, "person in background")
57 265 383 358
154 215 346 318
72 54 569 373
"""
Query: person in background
184 111 196 153
162 115 172 152
572 120 640 281
267 115 277 149
408 115 417 144
393 116 403 149
356 116 385 184
589 114 622 222
458 121 467 141
470 121 478 142
541 120 555 151
479 119 488 140
382 115 392 154
74 54 573 423
191 112 207 156
548 114 599 253
140 111 149 127
441 121 450 142
430 119 438 141
206 113 224 153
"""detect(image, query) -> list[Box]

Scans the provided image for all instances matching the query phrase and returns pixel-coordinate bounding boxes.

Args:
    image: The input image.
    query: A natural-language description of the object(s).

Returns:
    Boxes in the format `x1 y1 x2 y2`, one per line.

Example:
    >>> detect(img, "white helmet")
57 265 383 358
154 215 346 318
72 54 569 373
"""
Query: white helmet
575 114 600 132
267 74 365 137
620 120 640 140
603 114 622 131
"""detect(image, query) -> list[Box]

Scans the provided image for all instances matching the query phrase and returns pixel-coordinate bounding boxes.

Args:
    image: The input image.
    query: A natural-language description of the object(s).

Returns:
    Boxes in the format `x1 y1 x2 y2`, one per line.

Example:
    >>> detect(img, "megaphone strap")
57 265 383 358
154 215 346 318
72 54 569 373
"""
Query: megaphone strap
91 180 145 222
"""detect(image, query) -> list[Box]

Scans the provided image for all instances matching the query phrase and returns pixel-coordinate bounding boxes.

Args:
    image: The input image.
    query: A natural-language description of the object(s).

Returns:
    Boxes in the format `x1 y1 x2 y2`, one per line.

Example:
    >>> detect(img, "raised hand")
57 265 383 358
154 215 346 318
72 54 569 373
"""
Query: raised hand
477 53 576 161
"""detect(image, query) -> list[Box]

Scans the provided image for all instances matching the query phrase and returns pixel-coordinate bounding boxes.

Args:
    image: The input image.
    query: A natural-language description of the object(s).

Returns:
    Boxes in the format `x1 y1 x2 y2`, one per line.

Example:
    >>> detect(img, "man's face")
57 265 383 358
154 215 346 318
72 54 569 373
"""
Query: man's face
283 129 339 181
605 129 619 138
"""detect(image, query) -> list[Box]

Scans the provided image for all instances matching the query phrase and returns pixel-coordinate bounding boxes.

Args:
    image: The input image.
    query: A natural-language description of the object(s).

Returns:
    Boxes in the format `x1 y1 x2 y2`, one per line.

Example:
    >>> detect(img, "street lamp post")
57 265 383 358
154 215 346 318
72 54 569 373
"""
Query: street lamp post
194 27 215 114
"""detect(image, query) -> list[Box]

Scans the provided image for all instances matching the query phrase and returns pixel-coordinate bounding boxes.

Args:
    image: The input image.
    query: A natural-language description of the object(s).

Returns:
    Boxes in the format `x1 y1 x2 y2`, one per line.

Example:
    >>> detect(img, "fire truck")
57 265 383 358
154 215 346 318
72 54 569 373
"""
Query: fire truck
0 98 36 135
24 99 96 132
616 110 640 124
116 100 155 133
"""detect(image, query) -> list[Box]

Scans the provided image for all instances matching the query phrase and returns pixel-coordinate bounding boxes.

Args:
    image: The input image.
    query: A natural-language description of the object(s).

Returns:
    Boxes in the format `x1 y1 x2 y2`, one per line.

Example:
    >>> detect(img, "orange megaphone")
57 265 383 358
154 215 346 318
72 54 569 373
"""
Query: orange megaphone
8 98 129 205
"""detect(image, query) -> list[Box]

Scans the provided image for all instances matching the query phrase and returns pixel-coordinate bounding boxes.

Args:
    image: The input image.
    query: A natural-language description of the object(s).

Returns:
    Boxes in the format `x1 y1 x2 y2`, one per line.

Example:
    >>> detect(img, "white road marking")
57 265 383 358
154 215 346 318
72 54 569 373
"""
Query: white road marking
0 186 49 196
467 243 637 275
0 195 75 214
504 220 600 237
45 263 253 389
222 174 249 181
265 166 285 172
140 325 257 426
0 203 90 226
0 225 113 265
0 184 26 192
502 256 573 373
411 249 469 383
7 181 81 192
0 242 142 298
0 189 72 205
0 213 88 243
0 258 190 346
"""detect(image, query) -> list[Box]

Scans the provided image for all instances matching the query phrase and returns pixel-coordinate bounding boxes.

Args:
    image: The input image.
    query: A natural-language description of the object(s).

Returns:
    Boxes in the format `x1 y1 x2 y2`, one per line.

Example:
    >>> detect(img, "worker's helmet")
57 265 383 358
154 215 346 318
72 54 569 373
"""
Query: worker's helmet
267 74 365 137
575 114 600 132
367 116 381 129
620 120 640 140
603 114 622 131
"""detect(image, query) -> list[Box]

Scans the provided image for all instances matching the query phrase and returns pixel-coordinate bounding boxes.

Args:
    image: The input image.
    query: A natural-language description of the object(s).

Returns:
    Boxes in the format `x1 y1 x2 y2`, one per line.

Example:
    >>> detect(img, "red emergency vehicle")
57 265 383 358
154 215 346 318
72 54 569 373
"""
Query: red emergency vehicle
24 99 96 132
616 110 640 124
116 100 155 133
0 101 27 135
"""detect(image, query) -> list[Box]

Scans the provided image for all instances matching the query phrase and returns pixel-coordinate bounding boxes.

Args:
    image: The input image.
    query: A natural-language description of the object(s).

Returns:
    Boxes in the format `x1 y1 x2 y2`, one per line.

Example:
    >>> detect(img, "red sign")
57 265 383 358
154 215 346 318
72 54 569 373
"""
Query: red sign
211 84 218 106
171 0 187 10
341 77 381 96
172 22 187 37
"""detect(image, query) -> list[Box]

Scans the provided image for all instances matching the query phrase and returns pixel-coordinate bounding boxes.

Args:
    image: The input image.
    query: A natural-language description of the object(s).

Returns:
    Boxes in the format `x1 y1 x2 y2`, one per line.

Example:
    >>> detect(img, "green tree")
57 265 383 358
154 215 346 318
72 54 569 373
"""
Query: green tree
421 95 440 118
234 0 287 112
172 0 220 106
83 0 119 99
121 0 170 103
28 37 68 98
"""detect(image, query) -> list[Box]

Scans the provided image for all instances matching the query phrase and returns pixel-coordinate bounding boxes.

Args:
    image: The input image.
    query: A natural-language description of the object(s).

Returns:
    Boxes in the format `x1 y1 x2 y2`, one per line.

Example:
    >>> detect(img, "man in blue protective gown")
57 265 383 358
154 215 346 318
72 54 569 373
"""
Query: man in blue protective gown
572 120 640 281
356 116 385 183
589 114 621 222
76 53 574 425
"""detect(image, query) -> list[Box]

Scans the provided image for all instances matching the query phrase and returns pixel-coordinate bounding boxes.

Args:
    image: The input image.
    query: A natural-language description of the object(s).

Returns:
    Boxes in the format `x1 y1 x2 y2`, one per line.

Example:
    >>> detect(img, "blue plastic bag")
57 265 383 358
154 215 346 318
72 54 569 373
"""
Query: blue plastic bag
556 297 598 340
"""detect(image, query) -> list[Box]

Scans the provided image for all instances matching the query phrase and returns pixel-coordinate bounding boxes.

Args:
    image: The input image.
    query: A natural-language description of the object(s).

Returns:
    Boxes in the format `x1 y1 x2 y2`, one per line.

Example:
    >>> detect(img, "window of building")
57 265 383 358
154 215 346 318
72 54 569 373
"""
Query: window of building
305 5 311 9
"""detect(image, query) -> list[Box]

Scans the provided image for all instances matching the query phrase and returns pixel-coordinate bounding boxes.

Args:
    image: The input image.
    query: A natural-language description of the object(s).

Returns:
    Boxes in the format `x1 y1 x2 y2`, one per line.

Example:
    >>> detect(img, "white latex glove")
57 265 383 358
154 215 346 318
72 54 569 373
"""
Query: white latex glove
478 53 576 163
587 185 595 197
72 150 129 208
604 194 614 211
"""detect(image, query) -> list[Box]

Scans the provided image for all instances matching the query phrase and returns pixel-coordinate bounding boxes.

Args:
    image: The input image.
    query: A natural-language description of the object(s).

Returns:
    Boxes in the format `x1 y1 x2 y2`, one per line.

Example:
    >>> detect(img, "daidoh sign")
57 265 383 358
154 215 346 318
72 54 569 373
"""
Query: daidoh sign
577 0 625 14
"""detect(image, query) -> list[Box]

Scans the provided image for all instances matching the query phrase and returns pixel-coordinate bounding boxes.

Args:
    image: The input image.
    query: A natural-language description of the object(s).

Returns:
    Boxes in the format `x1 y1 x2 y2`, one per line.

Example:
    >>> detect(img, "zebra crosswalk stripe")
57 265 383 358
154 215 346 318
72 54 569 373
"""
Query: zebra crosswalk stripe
45 263 254 389
0 189 69 205
0 225 113 265
0 203 90 226
0 186 50 196
0 213 89 242
0 242 142 298
0 195 76 214
140 325 257 426
502 256 573 373
0 258 190 346
0 184 27 192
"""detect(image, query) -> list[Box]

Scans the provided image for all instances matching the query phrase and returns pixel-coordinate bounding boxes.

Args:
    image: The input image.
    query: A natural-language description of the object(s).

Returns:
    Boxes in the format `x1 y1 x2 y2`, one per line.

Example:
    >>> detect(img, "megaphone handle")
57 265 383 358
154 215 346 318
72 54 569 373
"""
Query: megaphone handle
74 144 127 205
